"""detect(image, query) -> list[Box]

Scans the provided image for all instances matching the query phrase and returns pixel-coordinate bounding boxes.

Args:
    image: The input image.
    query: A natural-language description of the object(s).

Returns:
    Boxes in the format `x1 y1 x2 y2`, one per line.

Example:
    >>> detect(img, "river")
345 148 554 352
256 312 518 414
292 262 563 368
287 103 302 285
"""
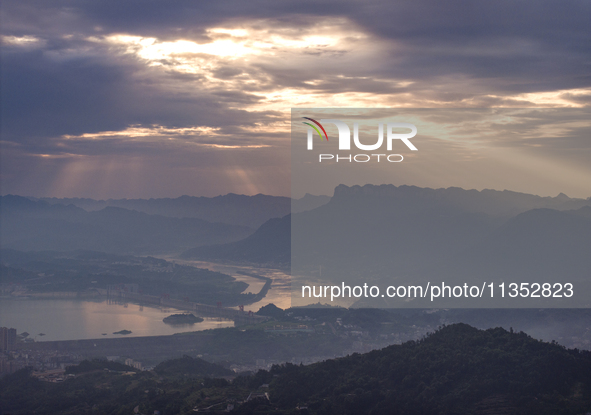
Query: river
0 261 292 342
156 258 292 311
0 297 234 342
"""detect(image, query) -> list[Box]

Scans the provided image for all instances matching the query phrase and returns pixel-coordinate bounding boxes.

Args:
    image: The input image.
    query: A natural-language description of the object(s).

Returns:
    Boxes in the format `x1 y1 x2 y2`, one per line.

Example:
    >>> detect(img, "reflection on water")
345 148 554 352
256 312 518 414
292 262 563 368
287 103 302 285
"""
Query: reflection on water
0 297 234 342
0 260 291 342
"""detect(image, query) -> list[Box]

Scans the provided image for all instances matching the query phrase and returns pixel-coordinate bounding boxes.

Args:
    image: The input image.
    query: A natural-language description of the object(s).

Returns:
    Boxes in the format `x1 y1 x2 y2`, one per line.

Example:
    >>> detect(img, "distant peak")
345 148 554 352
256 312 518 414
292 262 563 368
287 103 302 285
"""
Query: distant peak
555 192 569 200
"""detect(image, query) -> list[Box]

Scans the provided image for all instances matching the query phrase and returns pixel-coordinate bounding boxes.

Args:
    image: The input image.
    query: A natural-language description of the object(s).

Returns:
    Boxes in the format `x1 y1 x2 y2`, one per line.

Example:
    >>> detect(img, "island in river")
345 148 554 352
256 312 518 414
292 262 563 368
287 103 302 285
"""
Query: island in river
163 313 204 325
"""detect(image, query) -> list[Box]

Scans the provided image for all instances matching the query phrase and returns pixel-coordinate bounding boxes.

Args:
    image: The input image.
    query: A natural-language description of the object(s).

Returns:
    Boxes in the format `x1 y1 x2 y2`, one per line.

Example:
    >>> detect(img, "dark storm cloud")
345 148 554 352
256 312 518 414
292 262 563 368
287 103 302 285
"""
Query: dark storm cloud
0 44 269 142
352 0 590 83
2 47 136 140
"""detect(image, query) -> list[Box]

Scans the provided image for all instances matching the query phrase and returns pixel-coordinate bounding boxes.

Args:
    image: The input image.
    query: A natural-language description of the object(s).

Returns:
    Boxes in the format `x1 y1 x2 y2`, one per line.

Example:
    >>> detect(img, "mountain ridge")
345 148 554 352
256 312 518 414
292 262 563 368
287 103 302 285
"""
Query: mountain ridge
266 323 591 414
0 195 253 255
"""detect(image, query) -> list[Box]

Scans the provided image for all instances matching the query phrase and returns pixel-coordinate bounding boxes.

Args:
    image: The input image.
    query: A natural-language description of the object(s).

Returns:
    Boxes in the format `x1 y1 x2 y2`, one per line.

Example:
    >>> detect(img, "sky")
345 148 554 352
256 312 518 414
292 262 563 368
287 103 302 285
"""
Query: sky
1 1 590 199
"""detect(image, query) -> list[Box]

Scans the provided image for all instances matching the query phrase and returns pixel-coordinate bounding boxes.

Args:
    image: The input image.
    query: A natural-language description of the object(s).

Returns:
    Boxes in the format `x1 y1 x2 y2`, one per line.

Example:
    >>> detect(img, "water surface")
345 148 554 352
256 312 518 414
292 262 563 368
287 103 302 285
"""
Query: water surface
0 297 234 342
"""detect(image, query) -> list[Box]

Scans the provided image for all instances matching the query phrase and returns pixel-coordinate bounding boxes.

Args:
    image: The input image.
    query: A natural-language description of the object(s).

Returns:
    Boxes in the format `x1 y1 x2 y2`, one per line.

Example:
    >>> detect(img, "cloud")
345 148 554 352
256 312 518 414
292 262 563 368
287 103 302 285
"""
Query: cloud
0 0 590 198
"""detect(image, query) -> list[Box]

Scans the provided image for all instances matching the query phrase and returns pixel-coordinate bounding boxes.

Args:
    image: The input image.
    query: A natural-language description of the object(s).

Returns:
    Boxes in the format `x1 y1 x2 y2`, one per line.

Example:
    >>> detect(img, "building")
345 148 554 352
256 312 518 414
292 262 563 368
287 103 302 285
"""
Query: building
0 327 17 351
124 358 143 370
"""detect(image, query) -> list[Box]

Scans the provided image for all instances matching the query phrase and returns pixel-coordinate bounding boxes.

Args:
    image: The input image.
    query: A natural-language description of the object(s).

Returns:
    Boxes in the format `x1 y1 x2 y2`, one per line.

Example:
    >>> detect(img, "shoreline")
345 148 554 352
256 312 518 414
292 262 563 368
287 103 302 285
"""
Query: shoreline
6 287 268 326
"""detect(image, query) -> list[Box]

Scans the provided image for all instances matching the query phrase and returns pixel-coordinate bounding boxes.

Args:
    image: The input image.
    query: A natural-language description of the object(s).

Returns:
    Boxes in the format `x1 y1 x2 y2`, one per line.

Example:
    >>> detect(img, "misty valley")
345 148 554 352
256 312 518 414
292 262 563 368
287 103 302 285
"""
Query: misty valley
1 186 591 414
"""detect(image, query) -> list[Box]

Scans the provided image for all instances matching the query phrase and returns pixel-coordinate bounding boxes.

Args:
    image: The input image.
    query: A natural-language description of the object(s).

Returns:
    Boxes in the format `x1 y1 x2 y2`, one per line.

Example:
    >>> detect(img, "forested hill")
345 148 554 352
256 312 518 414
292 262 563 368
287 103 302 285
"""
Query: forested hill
1 324 591 414
267 323 591 414
154 355 233 377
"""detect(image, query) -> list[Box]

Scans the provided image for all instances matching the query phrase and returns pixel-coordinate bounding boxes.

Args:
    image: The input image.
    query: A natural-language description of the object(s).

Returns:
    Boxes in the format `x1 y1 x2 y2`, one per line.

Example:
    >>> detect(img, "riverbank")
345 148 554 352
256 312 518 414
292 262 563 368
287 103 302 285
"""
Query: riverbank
22 291 102 299
156 258 292 311
100 288 267 325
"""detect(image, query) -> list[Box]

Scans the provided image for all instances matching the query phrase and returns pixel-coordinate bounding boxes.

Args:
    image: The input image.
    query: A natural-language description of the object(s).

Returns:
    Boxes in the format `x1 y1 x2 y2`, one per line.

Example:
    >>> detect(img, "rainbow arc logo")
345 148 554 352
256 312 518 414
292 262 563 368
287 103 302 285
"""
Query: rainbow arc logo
302 117 328 141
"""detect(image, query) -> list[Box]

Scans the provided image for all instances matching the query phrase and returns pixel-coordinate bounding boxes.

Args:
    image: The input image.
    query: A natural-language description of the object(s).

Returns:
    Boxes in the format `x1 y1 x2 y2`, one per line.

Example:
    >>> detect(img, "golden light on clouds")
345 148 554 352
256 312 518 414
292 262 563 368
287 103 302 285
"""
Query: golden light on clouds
105 35 254 60
483 88 591 108
36 153 84 159
3 2 590 200
60 124 275 150
1 35 44 46
94 18 365 71
200 144 271 149
85 18 380 114
512 89 591 107
85 18 590 130
63 125 222 140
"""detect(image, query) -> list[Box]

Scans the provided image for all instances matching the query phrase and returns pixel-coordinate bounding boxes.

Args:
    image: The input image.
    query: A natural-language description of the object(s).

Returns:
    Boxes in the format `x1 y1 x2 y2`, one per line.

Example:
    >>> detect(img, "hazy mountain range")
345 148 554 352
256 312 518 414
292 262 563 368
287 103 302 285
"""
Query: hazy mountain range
0 193 328 256
35 193 329 228
291 184 591 277
304 186 590 303
182 185 591 306
3 187 591 293
0 195 253 255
